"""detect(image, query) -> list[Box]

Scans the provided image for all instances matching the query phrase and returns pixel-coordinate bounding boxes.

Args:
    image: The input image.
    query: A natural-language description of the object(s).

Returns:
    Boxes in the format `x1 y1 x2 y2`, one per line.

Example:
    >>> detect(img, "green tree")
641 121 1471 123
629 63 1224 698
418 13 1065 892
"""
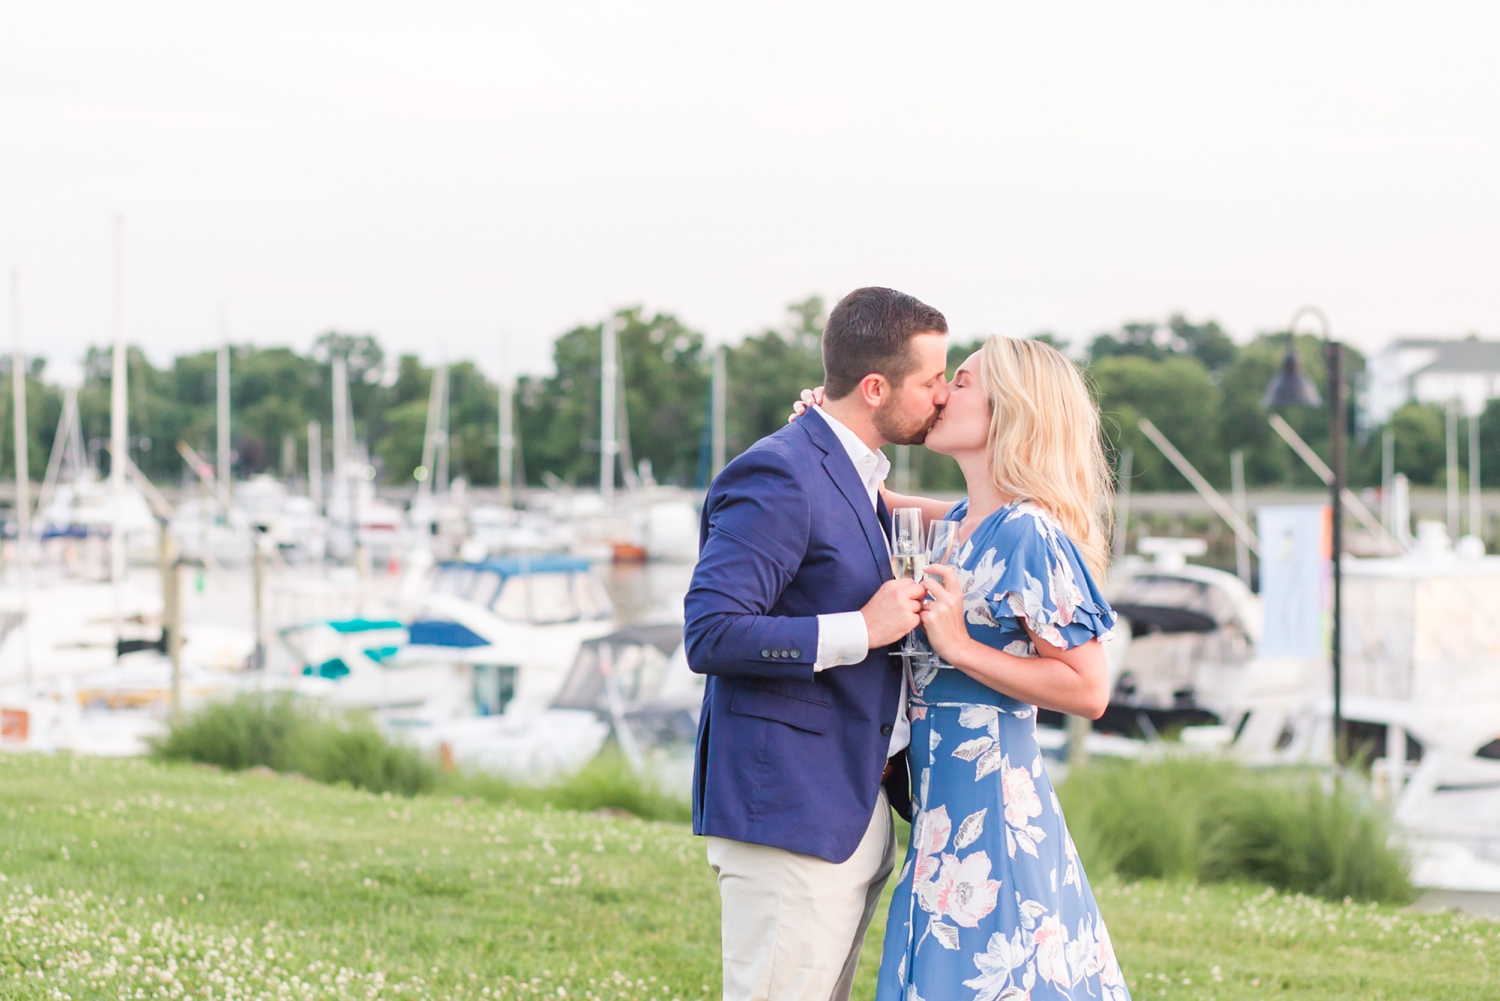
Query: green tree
1092 354 1222 490
0 358 62 484
375 398 430 483
722 297 827 464
1168 314 1237 372
447 361 499 485
1354 403 1447 487
1478 399 1500 489
1218 338 1305 487
1088 322 1168 364
518 308 709 487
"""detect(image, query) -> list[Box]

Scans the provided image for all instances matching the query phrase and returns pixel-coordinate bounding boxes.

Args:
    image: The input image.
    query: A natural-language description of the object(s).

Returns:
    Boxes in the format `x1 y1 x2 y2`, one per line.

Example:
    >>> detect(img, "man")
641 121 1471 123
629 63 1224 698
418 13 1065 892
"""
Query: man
685 287 951 1001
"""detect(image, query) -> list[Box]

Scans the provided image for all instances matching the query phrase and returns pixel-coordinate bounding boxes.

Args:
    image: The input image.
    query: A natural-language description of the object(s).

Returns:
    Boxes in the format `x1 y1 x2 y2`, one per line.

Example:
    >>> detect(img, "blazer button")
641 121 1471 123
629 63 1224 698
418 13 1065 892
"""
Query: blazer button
880 723 894 737
790 649 801 658
760 649 770 658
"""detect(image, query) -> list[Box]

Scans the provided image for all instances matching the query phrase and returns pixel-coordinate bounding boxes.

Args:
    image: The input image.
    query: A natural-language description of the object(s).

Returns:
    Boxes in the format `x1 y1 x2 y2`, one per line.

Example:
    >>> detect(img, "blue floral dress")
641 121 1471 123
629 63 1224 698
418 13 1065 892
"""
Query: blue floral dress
876 499 1129 1001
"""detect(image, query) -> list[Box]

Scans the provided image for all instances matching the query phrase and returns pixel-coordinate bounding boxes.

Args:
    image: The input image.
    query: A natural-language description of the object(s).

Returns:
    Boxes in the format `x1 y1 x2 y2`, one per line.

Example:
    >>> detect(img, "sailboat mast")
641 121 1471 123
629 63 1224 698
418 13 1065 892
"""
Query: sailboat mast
307 420 322 511
217 307 231 513
110 216 128 652
498 336 515 509
331 352 350 518
417 361 441 506
330 349 363 566
434 364 449 495
711 345 726 478
10 270 31 684
600 315 616 511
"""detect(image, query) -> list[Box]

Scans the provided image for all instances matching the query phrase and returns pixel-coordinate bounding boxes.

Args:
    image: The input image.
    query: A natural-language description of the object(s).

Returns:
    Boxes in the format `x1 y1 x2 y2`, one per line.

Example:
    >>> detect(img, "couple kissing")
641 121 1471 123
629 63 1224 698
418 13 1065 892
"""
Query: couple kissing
685 287 1128 1001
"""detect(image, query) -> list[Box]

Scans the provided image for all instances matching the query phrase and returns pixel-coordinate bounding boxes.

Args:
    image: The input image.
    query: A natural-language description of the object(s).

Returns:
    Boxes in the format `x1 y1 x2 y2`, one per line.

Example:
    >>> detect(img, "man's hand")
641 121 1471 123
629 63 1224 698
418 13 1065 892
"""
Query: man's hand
860 578 927 648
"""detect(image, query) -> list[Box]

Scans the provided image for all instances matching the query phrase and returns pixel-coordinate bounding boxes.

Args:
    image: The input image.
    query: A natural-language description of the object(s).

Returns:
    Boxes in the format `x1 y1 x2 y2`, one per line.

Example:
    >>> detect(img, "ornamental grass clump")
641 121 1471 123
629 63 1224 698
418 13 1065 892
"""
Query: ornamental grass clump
150 694 437 797
1058 755 1414 904
444 748 692 823
1200 770 1414 904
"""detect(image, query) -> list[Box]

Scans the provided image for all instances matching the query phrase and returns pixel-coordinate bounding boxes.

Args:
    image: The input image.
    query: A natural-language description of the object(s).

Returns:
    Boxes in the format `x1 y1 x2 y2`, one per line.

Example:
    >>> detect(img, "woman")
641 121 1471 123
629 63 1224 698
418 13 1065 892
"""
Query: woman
801 335 1128 1000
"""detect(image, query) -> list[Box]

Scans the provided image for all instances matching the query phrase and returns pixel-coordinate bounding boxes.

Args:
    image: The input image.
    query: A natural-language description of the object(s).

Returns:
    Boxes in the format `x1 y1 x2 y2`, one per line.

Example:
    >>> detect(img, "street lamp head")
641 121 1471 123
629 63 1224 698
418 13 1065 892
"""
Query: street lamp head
1262 347 1323 408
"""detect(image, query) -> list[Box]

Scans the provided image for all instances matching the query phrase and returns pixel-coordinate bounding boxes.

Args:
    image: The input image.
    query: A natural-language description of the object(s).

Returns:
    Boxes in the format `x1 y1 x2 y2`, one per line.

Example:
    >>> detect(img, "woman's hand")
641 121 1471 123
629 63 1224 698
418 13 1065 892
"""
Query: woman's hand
787 386 825 423
917 564 1111 716
918 563 973 665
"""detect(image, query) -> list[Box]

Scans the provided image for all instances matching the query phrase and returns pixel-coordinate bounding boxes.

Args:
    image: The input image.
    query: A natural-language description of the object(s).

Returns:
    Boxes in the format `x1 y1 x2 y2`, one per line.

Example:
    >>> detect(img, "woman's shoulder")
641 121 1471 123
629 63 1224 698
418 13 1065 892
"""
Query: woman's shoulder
965 500 1115 648
976 500 1067 550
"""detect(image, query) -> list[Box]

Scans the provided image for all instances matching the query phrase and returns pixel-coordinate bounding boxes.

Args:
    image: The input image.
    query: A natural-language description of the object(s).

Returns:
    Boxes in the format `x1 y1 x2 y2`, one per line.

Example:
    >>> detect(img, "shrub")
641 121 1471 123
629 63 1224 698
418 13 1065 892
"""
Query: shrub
150 695 302 773
442 750 691 824
152 697 690 819
1058 755 1414 904
1201 773 1414 904
151 695 437 797
294 717 437 798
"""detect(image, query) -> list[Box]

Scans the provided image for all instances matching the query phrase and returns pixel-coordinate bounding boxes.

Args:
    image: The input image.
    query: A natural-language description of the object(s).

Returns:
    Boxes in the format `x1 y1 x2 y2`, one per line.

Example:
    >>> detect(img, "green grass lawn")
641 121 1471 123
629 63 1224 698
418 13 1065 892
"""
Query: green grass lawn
2 754 1497 1001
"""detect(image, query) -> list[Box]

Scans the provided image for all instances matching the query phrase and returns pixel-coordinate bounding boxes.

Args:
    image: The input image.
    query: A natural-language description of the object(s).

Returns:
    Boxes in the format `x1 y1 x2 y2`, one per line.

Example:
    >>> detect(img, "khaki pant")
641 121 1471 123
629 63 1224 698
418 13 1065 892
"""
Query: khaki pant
706 789 897 1001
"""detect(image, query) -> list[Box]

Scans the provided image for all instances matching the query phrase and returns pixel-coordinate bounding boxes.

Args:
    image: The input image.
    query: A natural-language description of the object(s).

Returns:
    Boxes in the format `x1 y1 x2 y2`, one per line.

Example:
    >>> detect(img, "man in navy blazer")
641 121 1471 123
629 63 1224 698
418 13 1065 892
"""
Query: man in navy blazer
686 288 951 1001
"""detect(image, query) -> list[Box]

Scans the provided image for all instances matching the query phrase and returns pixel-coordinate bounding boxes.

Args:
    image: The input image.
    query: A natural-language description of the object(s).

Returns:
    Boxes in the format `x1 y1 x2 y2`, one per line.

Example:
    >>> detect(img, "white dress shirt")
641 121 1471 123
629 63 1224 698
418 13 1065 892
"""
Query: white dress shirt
810 405 911 758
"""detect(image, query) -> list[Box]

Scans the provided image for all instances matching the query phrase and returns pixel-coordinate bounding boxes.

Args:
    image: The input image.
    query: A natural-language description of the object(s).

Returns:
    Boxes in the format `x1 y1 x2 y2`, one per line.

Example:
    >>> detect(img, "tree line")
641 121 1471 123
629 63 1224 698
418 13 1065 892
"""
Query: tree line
0 300 1488 496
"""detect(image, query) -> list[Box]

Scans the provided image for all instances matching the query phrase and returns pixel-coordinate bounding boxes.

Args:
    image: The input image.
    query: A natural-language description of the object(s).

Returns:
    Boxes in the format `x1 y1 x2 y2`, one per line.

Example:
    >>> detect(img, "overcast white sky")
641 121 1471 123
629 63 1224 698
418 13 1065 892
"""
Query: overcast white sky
2 2 1497 383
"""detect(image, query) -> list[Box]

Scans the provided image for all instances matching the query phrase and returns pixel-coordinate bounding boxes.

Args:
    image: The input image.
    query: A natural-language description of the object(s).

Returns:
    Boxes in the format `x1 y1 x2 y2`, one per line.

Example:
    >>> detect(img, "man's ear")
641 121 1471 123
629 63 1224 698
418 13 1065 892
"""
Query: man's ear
855 373 888 410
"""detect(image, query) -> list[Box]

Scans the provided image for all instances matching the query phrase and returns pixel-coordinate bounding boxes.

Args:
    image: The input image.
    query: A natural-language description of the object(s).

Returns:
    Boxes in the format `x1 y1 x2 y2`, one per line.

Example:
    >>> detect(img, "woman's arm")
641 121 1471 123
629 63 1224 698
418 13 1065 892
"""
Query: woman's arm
918 564 1110 718
880 486 956 526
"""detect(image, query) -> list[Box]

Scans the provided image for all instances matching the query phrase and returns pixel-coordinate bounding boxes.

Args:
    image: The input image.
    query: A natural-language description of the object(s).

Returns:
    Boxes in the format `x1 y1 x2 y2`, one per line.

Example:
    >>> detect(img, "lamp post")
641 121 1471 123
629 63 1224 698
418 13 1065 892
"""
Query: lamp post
1262 306 1345 765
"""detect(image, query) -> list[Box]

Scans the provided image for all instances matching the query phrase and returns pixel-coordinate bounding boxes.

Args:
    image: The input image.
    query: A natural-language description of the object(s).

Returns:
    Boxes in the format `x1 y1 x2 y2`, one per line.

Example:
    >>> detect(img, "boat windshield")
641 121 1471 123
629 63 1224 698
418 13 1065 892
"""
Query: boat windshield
468 569 506 608
435 566 477 598
490 570 611 623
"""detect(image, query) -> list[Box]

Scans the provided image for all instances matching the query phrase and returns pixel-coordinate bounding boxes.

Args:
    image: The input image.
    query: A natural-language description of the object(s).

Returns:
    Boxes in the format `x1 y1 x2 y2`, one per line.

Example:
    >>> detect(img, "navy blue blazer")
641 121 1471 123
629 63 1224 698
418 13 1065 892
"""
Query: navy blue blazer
685 408 910 864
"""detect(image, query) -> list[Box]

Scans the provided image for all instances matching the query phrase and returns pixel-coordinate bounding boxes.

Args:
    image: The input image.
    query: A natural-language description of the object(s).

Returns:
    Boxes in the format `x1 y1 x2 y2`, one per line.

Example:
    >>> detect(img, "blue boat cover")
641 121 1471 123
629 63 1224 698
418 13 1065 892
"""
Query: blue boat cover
407 619 489 648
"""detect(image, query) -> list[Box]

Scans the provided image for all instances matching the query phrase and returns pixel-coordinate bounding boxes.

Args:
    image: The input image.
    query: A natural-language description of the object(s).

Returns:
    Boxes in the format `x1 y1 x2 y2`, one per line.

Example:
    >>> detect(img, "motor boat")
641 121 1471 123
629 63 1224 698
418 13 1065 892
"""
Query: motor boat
412 623 696 787
1040 537 1260 746
277 553 617 733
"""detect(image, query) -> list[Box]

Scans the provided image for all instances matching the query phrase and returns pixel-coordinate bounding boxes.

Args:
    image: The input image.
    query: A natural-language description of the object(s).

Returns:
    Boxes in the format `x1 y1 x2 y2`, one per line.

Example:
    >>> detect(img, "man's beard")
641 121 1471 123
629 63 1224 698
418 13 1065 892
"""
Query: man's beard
874 402 940 446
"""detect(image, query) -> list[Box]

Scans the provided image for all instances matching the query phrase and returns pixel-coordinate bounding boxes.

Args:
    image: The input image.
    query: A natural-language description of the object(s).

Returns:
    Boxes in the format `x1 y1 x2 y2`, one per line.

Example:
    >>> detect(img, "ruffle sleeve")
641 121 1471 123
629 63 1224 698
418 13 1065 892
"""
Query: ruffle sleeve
954 500 1116 653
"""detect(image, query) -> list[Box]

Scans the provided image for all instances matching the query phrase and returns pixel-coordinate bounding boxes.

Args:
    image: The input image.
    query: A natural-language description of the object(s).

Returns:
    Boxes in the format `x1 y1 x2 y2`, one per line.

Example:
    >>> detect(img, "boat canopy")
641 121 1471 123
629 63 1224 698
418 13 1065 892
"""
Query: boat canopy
432 555 611 623
438 555 592 576
552 624 686 712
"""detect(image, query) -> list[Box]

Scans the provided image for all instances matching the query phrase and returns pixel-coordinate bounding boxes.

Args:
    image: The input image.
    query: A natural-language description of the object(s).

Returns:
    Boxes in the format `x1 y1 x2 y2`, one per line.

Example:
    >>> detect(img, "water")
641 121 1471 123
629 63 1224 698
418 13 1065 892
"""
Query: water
600 560 696 625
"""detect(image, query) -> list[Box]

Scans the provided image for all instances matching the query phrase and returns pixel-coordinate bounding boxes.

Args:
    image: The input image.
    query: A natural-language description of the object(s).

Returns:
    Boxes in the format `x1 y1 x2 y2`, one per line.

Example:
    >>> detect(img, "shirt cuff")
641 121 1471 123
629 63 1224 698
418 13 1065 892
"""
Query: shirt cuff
814 611 869 671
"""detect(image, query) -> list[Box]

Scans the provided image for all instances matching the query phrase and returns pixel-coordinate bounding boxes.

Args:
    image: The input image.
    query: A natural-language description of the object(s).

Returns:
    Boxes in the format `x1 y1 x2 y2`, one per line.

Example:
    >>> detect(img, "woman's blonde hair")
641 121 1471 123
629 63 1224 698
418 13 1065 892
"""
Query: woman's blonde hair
979 335 1113 578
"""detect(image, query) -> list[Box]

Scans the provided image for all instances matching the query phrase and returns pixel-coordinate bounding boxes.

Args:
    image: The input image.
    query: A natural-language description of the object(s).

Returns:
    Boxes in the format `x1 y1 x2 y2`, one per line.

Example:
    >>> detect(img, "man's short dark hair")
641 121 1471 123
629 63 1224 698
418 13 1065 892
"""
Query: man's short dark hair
822 287 948 400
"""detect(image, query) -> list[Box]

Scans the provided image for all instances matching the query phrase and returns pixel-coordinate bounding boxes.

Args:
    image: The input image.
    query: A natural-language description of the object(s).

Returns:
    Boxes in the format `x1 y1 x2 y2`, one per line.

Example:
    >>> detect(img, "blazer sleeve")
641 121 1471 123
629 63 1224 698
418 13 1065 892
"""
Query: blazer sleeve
683 447 822 681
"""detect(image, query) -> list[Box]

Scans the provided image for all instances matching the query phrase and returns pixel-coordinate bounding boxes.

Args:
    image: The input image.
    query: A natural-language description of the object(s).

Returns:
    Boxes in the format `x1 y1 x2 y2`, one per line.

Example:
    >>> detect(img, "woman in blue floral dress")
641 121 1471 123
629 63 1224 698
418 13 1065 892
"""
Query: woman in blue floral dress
876 336 1129 1001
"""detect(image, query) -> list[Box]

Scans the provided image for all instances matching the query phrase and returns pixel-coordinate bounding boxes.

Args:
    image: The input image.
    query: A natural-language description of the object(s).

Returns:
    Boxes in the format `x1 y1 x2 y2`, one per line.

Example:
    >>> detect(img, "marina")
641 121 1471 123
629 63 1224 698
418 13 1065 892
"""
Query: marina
6 352 1500 910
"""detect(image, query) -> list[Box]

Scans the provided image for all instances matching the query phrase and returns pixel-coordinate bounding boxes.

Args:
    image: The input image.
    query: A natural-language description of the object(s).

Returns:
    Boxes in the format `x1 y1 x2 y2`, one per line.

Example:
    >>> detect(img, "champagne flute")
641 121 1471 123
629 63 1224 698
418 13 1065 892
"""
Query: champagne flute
889 508 925 660
889 507 926 582
925 520 961 571
917 520 962 668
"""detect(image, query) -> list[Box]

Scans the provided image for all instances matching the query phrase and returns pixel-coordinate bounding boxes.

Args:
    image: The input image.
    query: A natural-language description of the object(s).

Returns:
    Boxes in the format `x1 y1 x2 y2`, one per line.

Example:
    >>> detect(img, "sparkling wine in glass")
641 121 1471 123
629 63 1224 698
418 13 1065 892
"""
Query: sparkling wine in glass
889 508 925 580
889 507 924 660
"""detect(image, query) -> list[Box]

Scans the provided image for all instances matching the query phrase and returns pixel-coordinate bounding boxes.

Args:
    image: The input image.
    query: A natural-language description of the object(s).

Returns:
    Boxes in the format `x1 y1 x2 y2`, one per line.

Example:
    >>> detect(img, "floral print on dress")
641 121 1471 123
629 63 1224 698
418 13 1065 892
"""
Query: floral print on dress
877 499 1127 1001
